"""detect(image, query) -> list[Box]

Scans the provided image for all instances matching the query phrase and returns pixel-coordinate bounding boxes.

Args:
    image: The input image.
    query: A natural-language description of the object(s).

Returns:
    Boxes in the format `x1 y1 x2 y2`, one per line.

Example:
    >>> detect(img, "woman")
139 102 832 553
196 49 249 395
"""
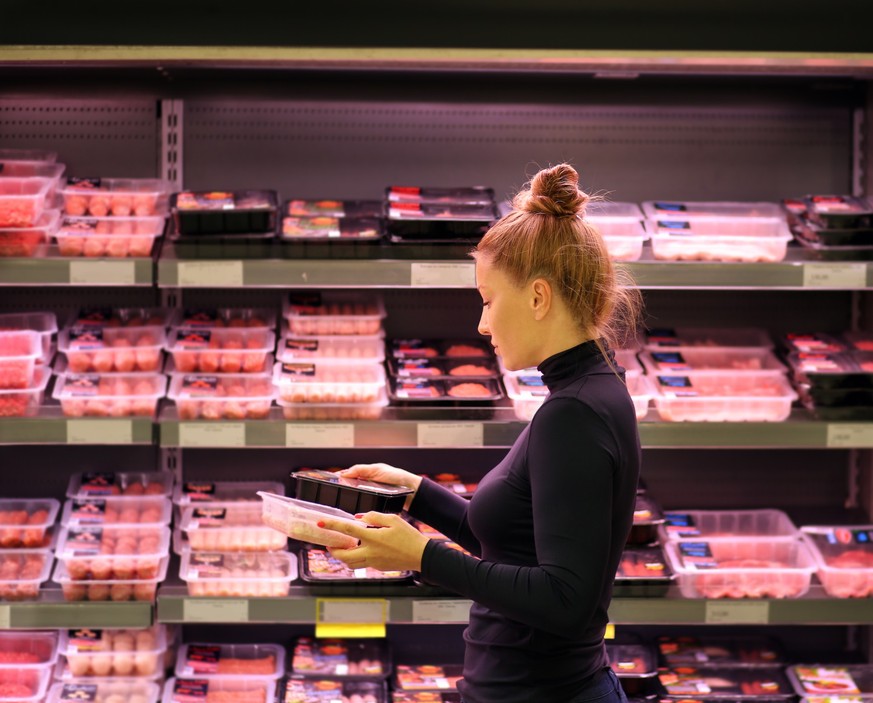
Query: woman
317 163 642 703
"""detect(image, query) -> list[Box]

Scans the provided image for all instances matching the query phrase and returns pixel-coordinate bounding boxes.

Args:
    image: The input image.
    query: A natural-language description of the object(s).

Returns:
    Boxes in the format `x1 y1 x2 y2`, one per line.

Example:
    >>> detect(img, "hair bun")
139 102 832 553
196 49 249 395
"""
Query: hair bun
514 163 589 218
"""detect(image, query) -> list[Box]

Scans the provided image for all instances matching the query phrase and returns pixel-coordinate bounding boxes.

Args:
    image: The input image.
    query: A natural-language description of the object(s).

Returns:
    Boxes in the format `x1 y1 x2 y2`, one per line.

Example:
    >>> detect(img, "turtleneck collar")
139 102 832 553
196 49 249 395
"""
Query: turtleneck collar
537 339 612 393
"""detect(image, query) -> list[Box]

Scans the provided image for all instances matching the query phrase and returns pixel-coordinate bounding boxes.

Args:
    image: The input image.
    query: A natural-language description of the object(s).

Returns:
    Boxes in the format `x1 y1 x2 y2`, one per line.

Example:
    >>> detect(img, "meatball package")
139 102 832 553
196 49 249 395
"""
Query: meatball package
66 471 174 501
606 643 658 696
0 549 53 601
258 492 359 550
179 504 288 552
46 680 161 703
53 373 167 418
178 550 298 598
57 625 168 679
60 178 172 218
0 630 59 671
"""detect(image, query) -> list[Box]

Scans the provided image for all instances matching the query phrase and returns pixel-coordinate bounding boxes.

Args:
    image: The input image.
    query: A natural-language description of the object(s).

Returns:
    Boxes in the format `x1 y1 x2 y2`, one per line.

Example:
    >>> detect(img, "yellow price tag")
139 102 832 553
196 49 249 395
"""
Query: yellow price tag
316 598 387 639
604 623 615 640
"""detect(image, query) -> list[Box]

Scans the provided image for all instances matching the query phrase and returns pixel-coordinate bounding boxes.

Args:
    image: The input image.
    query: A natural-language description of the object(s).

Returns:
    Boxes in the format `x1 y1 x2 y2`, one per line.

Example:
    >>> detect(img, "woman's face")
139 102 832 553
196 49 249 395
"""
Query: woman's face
475 256 538 371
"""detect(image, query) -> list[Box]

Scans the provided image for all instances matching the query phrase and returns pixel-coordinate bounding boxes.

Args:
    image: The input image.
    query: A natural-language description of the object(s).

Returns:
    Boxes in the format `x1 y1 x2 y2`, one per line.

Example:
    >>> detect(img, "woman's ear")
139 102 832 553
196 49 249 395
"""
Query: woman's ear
530 278 552 320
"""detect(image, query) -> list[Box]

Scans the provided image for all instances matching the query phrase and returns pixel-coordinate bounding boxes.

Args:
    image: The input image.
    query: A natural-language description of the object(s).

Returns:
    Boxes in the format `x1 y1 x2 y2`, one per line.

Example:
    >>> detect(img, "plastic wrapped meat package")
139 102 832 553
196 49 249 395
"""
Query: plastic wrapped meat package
163 677 276 703
0 666 52 702
53 373 166 418
0 630 59 670
503 371 548 421
657 665 794 698
52 554 169 603
278 333 385 365
283 292 385 336
258 492 359 549
394 664 464 692
657 634 786 667
46 680 160 703
642 201 785 220
605 643 657 695
664 537 816 599
61 495 171 528
170 190 279 235
66 471 174 501
613 546 674 597
644 215 791 262
300 548 413 584
644 327 773 351
660 509 800 542
273 361 385 404
281 216 383 242
68 306 170 332
0 209 60 257
175 642 285 679
389 338 492 360
0 331 41 390
292 468 414 514
60 178 171 217
627 492 665 545
180 503 288 552
291 637 390 679
283 677 386 703
0 312 57 361
167 327 275 374
0 550 53 601
168 373 274 420
0 177 53 227
389 377 503 404
392 694 461 703
54 215 166 257
0 367 50 418
586 214 648 261
178 550 297 598
277 387 388 421
285 199 384 219
168 307 275 330
0 498 59 548
787 664 873 697
57 625 167 679
58 325 164 373
640 347 786 374
56 524 170 581
173 480 285 509
801 525 873 597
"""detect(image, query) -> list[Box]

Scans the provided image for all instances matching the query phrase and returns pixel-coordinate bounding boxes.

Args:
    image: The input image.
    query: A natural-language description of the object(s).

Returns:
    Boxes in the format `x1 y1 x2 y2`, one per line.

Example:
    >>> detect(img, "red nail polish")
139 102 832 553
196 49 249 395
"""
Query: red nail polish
316 521 325 528
355 513 364 519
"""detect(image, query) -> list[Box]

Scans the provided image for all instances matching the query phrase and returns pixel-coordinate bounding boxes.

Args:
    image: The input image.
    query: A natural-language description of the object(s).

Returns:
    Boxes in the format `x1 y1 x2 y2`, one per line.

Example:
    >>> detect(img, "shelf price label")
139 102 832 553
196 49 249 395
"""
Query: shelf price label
178 261 244 287
0 605 9 629
316 598 387 638
183 598 249 622
417 423 484 447
179 423 246 448
67 420 133 445
410 262 476 287
705 600 769 624
70 260 137 285
803 263 866 289
412 599 472 623
286 423 355 448
827 423 873 447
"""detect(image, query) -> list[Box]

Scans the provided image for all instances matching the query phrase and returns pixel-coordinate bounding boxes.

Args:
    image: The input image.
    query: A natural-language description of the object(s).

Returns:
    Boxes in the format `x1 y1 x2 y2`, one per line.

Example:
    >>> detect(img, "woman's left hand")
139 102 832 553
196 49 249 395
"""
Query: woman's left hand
320 512 430 572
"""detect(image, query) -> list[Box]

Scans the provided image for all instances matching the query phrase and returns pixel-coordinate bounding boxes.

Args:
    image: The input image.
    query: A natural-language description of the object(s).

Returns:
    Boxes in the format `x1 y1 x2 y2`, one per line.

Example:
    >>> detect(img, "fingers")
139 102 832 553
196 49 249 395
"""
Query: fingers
317 516 367 539
358 511 398 528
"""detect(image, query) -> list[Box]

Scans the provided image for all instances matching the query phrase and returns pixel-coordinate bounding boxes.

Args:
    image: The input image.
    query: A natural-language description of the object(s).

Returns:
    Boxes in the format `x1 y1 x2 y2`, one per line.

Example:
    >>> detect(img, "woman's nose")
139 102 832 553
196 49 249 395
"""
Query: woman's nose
478 308 490 336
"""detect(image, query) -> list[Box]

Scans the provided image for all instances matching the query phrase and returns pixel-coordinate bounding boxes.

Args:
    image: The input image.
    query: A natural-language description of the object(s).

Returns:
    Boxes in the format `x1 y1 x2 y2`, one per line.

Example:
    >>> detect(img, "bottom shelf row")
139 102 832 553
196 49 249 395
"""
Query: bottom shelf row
1 627 872 703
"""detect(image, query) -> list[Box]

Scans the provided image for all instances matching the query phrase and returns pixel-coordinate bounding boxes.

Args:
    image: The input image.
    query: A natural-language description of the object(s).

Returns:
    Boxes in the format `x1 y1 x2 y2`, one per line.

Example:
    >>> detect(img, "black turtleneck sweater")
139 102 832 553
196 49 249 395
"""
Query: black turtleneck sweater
410 340 641 703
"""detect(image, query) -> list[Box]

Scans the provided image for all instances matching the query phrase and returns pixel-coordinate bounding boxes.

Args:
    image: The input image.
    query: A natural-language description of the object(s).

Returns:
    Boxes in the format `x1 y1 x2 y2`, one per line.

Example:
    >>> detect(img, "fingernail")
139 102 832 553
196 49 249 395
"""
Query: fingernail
316 521 325 528
355 513 364 519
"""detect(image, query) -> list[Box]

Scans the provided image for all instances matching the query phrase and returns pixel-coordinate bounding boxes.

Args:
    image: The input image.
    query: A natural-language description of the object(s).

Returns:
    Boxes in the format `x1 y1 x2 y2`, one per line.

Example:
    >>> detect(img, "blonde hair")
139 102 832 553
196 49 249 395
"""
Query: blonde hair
473 163 642 352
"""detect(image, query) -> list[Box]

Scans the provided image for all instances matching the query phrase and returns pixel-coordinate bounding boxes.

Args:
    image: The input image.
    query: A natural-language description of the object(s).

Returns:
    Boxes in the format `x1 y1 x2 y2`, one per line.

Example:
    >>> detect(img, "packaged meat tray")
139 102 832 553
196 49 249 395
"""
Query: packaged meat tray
0 330 41 389
170 190 279 235
388 357 499 380
663 537 816 599
53 373 166 418
0 162 64 203
168 373 274 420
782 332 846 355
644 217 791 262
842 331 873 352
285 199 384 218
388 377 503 404
803 195 873 230
389 339 491 359
273 361 385 404
277 388 388 420
387 186 494 205
606 643 658 695
163 677 276 703
0 550 52 601
787 352 873 391
386 203 497 242
179 504 288 552
0 149 56 163
66 471 173 500
58 625 167 679
587 216 648 261
175 643 285 679
258 492 359 549
0 498 59 548
615 349 642 373
178 550 298 597
169 307 275 330
0 312 57 360
0 667 51 702
0 209 60 257
54 215 166 258
0 630 58 670
60 178 171 217
56 524 170 580
47 680 160 703
283 292 385 336
0 367 49 416
503 371 548 421
167 327 275 374
61 496 171 528
660 509 799 542
645 327 773 351
392 693 461 702
628 492 665 545
641 201 784 220
790 217 873 247
613 546 674 597
394 664 463 692
627 374 653 421
68 306 170 332
657 635 786 667
640 348 785 374
281 216 383 241
58 326 164 373
0 177 53 227
278 334 385 365
284 677 386 703
174 480 285 508
800 525 873 598
788 665 873 697
790 234 873 261
658 665 794 698
291 637 390 679
651 371 797 422
292 468 414 514
52 554 169 602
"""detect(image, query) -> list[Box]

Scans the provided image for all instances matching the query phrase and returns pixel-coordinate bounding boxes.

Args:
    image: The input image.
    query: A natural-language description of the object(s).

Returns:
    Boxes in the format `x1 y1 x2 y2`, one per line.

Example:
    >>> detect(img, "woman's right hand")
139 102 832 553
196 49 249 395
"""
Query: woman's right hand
339 463 422 511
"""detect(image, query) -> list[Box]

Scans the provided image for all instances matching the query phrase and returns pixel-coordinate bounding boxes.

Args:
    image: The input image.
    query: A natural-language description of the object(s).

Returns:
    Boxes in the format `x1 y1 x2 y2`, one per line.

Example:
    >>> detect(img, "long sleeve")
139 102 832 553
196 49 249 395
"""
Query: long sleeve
407 477 482 556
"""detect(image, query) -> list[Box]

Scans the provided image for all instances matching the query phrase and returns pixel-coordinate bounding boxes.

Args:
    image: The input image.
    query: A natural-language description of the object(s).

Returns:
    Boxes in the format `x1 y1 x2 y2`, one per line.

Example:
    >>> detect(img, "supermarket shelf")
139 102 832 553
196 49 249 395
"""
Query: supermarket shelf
0 252 154 286
0 407 155 444
1 589 152 628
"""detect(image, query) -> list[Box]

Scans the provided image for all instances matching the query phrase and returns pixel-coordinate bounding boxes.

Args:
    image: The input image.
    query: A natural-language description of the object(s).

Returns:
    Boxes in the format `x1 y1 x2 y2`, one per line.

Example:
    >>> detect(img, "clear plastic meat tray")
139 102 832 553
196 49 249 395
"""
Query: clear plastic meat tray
0 209 60 257
0 330 41 389
175 643 285 679
61 496 171 528
258 492 359 549
0 666 51 702
66 471 173 500
47 680 160 703
283 292 385 336
54 215 166 257
644 327 773 351
174 480 285 508
0 498 60 548
657 634 785 667
168 307 276 330
0 630 58 670
178 550 298 597
588 217 648 261
642 200 785 220
291 636 390 679
180 504 288 552
645 217 791 262
163 678 277 703
58 625 167 679
168 373 274 420
640 347 786 374
284 677 387 703
0 177 53 227
788 664 873 697
60 178 171 217
52 553 169 602
276 387 388 420
0 550 53 601
0 362 51 417
801 525 873 598
167 327 275 374
0 312 57 360
58 326 164 373
53 373 167 418
273 361 385 403
661 509 800 542
277 333 386 365
56 524 170 581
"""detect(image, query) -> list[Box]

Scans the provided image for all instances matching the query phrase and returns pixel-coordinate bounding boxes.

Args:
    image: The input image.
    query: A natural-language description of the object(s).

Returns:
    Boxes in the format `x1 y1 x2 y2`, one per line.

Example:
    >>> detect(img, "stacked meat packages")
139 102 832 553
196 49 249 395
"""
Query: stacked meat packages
175 480 297 598
583 201 649 261
0 498 58 602
614 490 673 598
165 308 277 421
53 470 173 602
641 200 792 262
284 637 391 702
165 642 285 703
785 194 873 260
384 186 497 244
0 631 59 703
280 198 385 248
54 308 169 418
275 292 388 420
0 312 56 417
0 149 64 257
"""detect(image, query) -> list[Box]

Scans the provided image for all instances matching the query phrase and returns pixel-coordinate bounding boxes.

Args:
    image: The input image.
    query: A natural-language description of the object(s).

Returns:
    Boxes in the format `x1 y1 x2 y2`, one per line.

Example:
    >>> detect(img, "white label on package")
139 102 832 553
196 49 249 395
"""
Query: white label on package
178 261 244 287
317 598 387 624
183 598 249 622
410 262 476 287
803 263 866 289
67 420 133 444
418 422 483 447
285 423 354 448
0 606 10 629
705 600 769 624
413 599 473 623
179 423 246 448
70 260 137 285
827 423 873 447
